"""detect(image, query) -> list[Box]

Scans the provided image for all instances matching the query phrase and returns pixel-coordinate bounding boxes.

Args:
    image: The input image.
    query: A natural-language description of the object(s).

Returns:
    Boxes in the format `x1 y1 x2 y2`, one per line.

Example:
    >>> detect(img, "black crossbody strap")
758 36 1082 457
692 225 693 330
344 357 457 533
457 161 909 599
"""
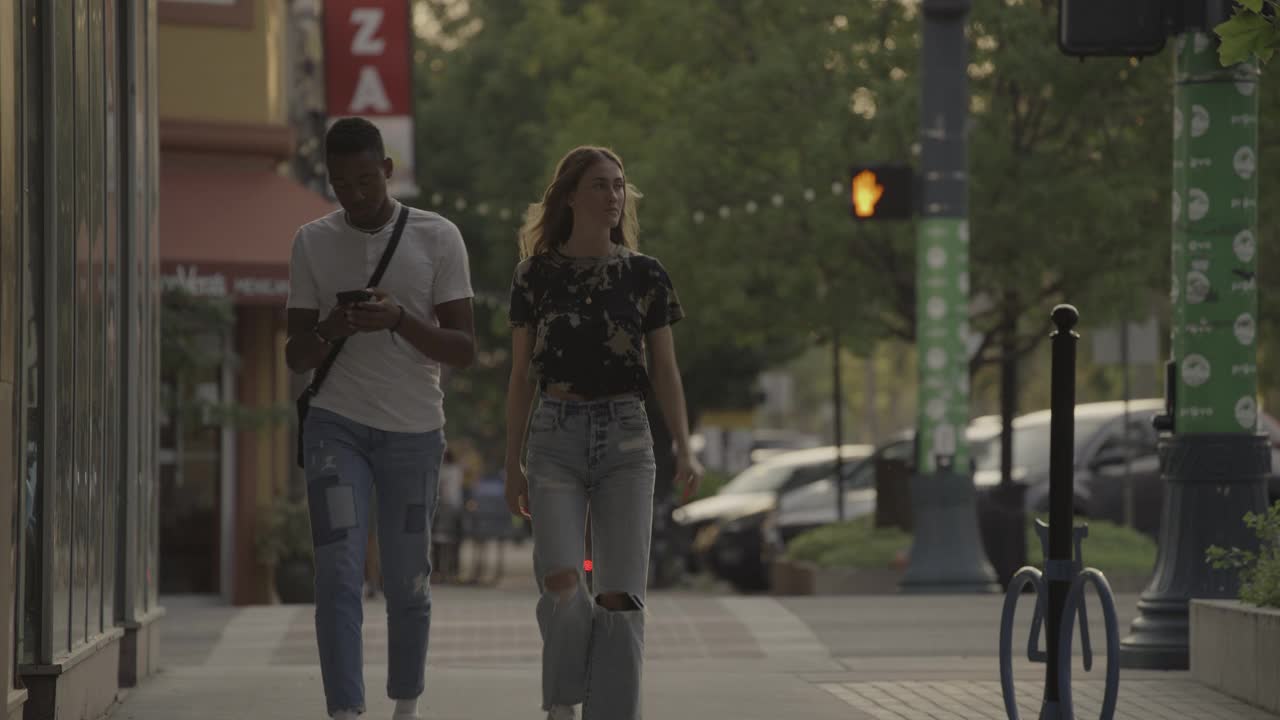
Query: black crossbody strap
305 204 410 397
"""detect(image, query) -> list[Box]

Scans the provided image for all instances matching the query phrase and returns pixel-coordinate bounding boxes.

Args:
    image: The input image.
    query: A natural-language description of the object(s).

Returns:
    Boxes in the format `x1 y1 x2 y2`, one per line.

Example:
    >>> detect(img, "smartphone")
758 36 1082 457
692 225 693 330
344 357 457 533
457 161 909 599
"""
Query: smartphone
336 289 373 305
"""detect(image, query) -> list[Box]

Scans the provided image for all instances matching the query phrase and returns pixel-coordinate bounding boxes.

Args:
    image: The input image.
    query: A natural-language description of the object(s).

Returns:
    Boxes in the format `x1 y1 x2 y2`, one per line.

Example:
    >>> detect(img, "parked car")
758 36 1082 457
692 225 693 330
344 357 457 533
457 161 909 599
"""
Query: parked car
750 400 1280 592
689 428 821 472
673 444 873 580
970 399 1280 538
752 420 1003 585
768 420 1003 545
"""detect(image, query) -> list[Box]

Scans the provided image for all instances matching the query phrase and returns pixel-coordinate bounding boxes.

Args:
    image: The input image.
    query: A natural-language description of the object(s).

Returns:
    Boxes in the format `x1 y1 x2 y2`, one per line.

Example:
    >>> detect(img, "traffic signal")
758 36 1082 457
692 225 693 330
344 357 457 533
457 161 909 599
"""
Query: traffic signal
849 164 913 221
1058 0 1167 58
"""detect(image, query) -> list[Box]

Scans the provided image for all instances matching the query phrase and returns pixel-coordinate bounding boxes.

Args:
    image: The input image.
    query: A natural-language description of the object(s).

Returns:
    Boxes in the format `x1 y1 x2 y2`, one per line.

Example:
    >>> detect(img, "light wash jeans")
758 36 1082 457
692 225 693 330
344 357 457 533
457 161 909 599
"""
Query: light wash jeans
303 406 445 717
526 394 656 719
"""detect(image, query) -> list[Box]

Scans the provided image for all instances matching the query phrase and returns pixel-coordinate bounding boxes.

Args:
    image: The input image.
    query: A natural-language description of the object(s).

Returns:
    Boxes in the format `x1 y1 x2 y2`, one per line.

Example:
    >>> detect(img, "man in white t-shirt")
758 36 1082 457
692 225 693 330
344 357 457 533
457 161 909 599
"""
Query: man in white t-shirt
285 117 475 720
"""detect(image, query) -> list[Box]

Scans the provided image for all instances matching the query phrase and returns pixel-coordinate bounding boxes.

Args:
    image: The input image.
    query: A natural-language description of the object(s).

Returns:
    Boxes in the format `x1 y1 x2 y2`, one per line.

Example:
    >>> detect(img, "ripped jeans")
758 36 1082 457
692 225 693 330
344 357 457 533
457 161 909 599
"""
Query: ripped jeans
526 394 656 719
303 406 444 717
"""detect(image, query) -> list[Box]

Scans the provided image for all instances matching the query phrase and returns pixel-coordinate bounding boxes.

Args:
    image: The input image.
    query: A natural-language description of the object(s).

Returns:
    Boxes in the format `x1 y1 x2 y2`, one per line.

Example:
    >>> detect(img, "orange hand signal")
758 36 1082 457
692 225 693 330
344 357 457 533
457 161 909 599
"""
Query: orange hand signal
852 170 885 218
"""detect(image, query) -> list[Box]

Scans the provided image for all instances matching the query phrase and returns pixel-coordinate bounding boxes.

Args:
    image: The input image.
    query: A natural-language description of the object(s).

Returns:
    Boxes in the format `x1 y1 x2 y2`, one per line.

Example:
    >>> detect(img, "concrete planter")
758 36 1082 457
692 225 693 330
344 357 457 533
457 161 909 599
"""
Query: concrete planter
770 559 904 596
1191 599 1280 714
769 558 815 595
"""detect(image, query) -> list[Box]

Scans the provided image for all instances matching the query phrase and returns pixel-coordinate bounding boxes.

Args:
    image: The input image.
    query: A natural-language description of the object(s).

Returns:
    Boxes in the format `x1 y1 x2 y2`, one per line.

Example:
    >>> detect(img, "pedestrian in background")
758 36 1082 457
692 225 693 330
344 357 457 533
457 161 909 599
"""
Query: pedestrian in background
432 450 465 582
503 145 703 720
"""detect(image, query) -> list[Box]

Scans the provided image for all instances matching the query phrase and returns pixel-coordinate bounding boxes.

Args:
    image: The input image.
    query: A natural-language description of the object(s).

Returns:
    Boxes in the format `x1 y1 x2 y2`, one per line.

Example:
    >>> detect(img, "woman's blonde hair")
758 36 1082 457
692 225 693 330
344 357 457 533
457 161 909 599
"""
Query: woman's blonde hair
518 146 642 259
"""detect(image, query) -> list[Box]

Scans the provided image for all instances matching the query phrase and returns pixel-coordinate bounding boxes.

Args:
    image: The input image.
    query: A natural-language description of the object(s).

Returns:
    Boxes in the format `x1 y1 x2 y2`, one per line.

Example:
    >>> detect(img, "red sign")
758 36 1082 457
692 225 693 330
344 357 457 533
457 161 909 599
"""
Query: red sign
324 0 412 117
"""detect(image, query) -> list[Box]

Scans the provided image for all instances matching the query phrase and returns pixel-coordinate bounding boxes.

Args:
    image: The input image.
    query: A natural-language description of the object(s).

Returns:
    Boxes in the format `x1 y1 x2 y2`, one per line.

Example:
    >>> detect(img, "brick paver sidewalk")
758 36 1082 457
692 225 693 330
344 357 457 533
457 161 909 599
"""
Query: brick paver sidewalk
110 545 1278 720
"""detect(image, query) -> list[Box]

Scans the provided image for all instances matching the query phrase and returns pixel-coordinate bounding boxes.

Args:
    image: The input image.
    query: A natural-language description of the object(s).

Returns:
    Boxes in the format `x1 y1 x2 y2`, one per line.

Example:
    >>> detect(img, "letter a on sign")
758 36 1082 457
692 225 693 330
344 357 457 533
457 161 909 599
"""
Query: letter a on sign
350 66 391 113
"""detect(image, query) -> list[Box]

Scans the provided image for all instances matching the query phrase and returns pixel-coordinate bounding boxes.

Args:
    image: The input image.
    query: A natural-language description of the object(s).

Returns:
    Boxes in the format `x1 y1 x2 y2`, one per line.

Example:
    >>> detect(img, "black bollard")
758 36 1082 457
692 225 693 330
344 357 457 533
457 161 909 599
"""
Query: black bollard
999 304 1121 720
1042 304 1079 717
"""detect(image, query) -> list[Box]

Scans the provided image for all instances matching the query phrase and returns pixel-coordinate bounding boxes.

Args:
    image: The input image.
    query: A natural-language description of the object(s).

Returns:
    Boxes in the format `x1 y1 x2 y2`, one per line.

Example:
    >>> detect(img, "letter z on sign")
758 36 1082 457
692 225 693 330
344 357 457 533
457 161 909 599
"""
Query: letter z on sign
350 8 385 55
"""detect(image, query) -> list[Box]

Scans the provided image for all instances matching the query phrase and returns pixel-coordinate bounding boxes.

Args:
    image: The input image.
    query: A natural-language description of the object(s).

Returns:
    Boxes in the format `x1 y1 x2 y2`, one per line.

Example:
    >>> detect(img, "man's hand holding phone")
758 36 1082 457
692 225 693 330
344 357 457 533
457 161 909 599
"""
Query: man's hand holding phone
346 287 405 333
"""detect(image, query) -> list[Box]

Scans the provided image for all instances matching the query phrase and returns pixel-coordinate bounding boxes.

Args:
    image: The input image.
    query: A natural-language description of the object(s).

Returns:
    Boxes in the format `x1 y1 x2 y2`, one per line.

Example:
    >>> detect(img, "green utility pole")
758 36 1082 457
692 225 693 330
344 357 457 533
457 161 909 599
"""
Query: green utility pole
1120 22 1269 670
899 0 998 594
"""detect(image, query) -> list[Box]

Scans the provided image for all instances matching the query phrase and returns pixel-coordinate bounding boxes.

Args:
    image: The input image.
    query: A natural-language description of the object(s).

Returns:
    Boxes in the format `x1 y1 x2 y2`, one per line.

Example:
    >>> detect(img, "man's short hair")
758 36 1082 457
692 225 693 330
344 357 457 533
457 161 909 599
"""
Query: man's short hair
325 117 386 158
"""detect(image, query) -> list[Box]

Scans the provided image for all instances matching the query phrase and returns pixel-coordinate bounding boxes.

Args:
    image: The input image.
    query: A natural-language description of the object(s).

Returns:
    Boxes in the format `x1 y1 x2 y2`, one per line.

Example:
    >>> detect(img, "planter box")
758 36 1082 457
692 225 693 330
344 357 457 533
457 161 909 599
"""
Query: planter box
770 559 904 596
1191 599 1280 714
770 559 815 595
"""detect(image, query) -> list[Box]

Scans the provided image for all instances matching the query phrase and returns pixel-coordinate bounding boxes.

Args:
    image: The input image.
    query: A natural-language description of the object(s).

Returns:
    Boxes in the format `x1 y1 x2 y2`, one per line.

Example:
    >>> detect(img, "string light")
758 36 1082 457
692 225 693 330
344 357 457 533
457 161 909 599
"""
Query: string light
416 178 852 227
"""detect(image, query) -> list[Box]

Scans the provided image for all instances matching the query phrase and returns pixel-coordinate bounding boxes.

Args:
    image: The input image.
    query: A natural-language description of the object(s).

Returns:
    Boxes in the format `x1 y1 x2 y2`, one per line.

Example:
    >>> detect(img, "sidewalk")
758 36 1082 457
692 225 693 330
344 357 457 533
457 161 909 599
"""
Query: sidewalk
109 544 1278 720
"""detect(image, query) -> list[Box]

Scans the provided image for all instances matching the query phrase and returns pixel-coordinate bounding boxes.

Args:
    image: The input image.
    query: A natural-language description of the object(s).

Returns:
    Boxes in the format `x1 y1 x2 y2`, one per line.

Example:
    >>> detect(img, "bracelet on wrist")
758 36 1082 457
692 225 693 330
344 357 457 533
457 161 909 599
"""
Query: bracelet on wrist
313 324 332 345
390 304 406 334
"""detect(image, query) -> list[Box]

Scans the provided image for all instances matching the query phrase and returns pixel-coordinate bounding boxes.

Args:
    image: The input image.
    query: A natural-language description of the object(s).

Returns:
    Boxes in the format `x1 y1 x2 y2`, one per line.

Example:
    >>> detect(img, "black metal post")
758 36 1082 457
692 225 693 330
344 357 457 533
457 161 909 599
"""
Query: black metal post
834 325 845 522
1042 305 1079 718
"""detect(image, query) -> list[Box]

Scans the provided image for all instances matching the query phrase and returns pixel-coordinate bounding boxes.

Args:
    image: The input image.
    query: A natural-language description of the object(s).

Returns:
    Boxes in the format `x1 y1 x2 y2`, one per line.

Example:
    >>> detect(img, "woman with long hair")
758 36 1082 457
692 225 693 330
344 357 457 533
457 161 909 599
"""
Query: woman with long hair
504 146 702 719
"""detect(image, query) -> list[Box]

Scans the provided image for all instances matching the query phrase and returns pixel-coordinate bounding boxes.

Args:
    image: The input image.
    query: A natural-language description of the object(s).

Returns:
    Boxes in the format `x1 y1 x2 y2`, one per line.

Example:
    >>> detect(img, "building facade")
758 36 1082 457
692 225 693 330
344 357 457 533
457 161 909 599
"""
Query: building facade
155 0 334 605
1 2 164 719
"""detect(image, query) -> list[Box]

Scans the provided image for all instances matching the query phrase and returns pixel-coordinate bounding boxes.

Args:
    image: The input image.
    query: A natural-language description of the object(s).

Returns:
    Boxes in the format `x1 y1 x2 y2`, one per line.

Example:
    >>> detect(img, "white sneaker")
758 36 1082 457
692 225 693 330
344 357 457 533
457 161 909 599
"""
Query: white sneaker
547 705 576 720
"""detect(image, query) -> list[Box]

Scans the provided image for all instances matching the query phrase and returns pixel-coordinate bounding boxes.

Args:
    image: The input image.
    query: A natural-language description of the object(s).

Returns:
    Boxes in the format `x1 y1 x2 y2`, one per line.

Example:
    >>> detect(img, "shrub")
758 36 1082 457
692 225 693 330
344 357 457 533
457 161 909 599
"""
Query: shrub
784 516 911 569
1206 501 1280 609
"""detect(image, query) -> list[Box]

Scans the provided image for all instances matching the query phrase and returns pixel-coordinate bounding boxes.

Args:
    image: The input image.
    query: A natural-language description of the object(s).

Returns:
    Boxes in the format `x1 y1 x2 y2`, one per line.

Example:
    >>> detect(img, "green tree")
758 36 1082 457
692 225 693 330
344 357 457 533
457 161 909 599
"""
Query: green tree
414 0 922 454
840 2 1171 450
413 1 1199 462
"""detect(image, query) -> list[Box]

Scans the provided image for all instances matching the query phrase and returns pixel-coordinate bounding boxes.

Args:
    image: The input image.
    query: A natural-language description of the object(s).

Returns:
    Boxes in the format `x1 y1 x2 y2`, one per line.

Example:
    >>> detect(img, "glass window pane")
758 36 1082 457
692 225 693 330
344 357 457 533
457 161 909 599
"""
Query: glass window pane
87 0 105 638
124 0 149 621
145 0 159 614
102 0 118 629
73 0 90 649
18 0 46 668
50 0 75 660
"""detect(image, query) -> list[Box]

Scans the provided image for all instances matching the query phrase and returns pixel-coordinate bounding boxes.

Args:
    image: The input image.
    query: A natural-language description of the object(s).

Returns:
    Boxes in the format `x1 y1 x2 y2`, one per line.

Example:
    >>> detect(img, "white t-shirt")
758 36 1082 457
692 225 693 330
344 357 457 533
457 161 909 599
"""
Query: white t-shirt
287 201 473 433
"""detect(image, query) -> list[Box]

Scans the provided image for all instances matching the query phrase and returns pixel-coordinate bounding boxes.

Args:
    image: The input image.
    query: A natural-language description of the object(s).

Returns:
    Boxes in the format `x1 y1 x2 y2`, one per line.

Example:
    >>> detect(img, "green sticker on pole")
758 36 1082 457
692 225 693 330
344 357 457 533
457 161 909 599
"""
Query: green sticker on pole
1172 32 1260 433
916 217 970 473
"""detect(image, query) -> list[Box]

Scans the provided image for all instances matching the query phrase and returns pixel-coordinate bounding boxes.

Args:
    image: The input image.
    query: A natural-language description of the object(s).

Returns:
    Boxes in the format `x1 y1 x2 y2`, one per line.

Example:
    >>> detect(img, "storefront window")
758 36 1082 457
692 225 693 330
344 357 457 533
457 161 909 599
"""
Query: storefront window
102 0 120 632
159 302 226 594
49 0 76 660
13 0 158 666
16 0 38 670
71 0 93 649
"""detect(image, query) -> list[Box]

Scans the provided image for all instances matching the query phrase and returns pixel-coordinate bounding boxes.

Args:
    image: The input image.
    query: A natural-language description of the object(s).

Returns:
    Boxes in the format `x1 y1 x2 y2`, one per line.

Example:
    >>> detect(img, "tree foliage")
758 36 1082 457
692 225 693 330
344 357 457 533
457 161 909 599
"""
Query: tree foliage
411 0 1270 461
1216 0 1280 66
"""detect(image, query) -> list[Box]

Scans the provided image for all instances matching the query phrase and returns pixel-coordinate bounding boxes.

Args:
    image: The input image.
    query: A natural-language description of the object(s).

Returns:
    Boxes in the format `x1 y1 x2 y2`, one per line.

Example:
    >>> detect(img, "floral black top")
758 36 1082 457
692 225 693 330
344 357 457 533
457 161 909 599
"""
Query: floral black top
509 247 684 398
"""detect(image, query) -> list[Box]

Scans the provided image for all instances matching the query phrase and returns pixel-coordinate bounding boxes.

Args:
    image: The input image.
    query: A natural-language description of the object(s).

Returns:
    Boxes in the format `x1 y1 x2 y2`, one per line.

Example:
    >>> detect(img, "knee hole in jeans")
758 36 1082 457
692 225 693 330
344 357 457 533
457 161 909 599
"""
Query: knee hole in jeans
544 568 579 597
595 592 642 612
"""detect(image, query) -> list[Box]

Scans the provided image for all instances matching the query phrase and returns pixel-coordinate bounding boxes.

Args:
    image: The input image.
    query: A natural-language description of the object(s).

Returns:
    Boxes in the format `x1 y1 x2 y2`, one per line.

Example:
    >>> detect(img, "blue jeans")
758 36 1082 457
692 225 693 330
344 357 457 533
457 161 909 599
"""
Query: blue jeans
526 394 656 719
302 407 445 717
